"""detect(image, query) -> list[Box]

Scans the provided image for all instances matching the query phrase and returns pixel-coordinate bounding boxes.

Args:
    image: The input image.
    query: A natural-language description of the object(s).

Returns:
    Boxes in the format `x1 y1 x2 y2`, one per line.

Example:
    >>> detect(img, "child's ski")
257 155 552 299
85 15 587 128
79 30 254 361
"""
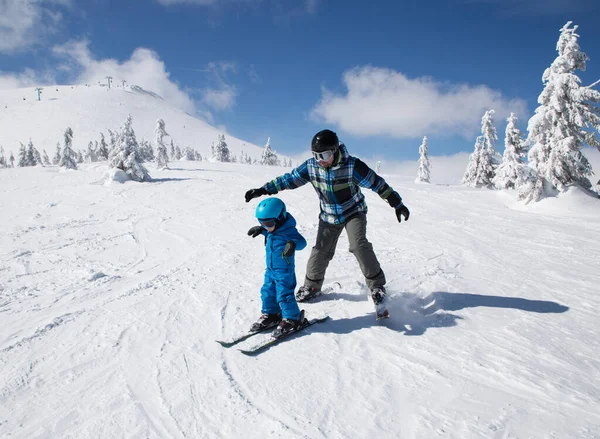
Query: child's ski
216 321 280 348
238 315 329 355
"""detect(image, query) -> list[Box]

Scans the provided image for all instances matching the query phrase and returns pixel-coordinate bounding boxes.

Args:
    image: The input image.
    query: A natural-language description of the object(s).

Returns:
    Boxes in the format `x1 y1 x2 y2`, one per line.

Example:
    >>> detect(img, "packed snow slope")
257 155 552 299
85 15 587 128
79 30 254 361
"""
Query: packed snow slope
0 84 266 160
1 161 599 438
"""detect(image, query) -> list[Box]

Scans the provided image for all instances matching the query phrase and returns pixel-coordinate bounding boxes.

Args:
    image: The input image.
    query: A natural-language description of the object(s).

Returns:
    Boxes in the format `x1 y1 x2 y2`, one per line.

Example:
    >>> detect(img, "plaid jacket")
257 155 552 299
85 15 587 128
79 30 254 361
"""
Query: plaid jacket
263 144 403 224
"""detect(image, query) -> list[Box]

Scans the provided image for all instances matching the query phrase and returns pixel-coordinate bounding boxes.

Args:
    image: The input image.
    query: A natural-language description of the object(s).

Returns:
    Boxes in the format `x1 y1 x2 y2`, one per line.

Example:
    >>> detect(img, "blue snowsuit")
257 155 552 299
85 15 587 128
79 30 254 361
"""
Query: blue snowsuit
258 214 307 320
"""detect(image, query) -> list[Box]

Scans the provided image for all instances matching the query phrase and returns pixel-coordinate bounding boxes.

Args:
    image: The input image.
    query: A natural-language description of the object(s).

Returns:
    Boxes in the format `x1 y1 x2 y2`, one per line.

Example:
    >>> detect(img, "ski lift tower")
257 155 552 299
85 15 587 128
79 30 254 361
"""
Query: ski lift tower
35 87 43 101
106 76 113 89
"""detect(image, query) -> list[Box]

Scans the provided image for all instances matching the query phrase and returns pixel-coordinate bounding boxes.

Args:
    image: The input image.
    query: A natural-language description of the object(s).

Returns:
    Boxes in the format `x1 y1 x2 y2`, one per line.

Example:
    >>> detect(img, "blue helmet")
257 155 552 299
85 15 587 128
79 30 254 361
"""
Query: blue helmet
255 197 287 227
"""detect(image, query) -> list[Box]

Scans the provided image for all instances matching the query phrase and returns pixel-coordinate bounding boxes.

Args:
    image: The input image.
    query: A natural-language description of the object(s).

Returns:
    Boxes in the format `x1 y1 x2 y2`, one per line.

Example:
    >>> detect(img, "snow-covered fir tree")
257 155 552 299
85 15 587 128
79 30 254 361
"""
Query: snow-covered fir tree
107 129 119 156
462 111 497 188
76 150 84 164
170 141 176 160
59 127 78 170
52 143 61 165
42 149 50 166
109 114 149 182
481 110 501 168
493 113 533 190
212 133 231 162
33 146 42 166
138 139 154 162
26 140 37 166
522 22 600 202
175 144 182 160
97 133 109 161
155 119 170 170
462 136 494 187
415 136 431 183
260 137 280 166
0 146 6 168
195 151 202 161
85 141 97 163
17 143 27 167
9 152 15 168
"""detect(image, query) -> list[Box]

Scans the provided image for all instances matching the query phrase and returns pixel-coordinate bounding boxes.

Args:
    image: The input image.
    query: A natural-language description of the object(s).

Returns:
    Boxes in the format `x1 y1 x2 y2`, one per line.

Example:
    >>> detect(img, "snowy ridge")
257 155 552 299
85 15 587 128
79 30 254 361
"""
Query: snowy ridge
0 161 599 438
0 84 267 161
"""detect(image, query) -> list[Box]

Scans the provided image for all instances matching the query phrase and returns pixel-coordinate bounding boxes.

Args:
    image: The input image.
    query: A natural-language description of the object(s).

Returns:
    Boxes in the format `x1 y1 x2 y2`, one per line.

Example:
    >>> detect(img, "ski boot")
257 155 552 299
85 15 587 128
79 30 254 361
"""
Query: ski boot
249 313 282 332
296 285 322 302
371 286 389 320
272 310 308 339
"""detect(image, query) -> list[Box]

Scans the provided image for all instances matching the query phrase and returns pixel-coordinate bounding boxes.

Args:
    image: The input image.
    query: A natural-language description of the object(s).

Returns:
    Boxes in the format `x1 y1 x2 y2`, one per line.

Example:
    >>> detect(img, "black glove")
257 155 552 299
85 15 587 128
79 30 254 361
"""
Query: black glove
247 226 262 238
245 187 268 203
395 204 410 223
282 240 296 257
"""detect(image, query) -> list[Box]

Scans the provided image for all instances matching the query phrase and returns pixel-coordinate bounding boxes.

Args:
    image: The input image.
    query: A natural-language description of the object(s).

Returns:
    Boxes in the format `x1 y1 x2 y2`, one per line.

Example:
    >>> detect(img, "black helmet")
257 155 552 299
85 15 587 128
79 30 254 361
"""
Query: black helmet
311 129 339 152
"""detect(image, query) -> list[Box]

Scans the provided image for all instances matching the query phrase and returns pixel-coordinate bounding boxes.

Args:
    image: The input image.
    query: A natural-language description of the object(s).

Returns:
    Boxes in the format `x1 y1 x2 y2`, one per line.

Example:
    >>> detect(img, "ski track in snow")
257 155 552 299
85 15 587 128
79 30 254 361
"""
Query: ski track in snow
1 162 599 438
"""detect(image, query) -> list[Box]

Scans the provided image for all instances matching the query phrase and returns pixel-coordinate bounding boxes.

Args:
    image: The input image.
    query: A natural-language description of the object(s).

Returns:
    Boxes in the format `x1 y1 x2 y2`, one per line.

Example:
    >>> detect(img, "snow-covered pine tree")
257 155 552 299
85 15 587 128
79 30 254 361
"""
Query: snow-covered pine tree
170 140 176 160
213 133 231 162
481 110 501 168
52 143 61 165
522 22 600 202
462 136 487 187
42 150 50 166
97 133 109 161
182 147 195 160
415 136 431 183
493 113 533 190
109 114 149 182
26 140 36 166
77 150 84 164
33 146 42 166
85 141 97 163
17 143 27 167
175 144 182 160
9 152 15 168
107 129 118 155
59 127 78 170
260 137 280 166
195 151 202 161
155 119 170 170
0 146 6 168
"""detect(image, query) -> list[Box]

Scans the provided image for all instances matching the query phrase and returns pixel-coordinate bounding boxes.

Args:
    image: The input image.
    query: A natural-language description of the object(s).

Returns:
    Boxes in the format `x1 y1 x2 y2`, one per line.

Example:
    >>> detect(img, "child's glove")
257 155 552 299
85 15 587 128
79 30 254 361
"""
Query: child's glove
395 203 410 223
247 226 262 238
282 240 296 257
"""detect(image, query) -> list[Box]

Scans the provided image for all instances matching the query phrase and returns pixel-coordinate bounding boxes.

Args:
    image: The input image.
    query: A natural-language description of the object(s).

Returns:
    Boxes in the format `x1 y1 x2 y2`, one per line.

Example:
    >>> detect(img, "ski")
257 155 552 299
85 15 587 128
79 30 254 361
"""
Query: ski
238 315 329 355
216 321 280 348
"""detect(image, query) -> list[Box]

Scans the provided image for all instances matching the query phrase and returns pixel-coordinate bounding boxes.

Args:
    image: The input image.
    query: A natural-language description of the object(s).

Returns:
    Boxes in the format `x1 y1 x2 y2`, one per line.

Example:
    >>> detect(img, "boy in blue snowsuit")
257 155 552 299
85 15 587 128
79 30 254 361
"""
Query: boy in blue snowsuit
247 197 308 337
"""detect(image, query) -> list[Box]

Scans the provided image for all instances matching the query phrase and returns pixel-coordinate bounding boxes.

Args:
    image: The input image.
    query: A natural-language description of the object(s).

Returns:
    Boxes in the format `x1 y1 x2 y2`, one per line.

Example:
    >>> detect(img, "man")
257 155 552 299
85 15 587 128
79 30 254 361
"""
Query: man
244 129 410 312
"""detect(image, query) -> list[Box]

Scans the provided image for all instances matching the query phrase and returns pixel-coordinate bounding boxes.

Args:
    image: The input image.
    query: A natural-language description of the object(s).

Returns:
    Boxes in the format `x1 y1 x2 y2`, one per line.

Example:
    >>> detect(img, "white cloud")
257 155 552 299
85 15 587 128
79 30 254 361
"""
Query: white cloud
202 86 237 111
199 61 238 111
0 0 71 54
311 66 528 140
51 39 197 114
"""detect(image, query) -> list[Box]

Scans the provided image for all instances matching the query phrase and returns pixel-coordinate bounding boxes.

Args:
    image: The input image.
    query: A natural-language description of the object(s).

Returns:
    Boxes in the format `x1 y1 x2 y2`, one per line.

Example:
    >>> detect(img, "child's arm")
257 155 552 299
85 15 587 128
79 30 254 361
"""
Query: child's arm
289 228 307 251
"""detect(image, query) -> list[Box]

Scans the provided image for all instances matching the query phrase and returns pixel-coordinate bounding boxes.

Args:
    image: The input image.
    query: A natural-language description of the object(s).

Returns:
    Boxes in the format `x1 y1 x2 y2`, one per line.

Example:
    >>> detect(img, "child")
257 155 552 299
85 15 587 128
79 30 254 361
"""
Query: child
247 197 307 337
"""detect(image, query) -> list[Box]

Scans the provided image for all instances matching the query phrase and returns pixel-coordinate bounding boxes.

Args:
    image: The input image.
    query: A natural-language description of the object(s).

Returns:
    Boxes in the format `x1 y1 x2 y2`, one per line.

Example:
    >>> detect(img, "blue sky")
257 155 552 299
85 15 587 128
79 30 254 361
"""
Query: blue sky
1 0 599 161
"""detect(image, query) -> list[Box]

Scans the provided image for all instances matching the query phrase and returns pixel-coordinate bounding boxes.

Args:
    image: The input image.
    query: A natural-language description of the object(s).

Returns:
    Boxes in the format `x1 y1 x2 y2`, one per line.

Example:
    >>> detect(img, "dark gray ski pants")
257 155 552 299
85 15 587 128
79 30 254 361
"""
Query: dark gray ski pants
303 213 386 291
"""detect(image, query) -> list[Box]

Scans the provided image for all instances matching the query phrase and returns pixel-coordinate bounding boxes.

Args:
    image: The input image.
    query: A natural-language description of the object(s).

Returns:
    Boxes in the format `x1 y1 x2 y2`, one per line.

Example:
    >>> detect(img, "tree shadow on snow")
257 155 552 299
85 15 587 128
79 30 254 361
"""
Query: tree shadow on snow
310 291 568 337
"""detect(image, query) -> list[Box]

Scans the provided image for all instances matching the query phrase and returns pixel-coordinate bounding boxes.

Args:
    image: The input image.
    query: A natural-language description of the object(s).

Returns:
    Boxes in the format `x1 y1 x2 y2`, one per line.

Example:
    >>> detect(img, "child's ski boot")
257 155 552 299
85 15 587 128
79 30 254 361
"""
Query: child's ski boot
271 310 308 339
249 313 282 332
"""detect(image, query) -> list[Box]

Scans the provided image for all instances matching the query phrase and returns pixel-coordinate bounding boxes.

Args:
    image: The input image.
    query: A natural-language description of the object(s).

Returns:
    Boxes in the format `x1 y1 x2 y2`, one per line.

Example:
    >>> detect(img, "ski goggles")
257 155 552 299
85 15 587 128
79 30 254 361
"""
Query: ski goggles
258 218 277 228
312 149 336 162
